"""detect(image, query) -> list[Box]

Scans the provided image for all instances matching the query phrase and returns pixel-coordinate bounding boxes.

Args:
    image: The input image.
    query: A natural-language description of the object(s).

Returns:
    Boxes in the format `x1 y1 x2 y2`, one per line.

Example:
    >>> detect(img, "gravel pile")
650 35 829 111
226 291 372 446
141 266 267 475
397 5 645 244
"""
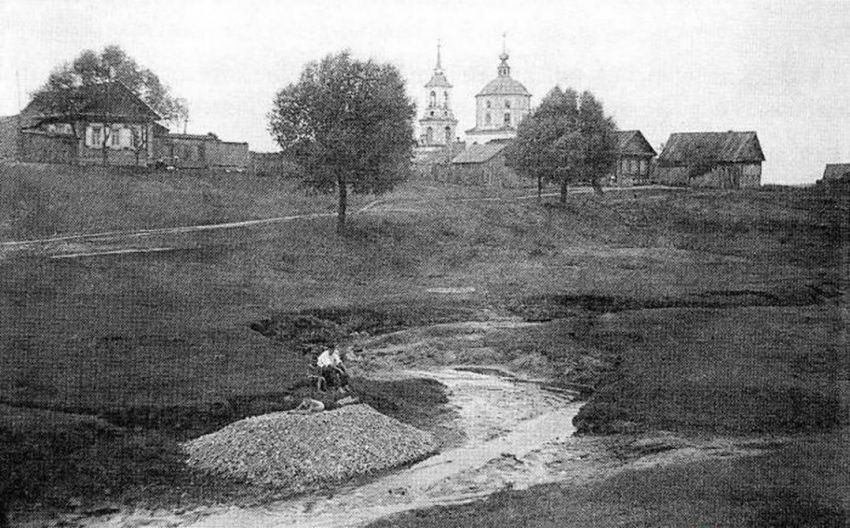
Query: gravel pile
183 404 436 489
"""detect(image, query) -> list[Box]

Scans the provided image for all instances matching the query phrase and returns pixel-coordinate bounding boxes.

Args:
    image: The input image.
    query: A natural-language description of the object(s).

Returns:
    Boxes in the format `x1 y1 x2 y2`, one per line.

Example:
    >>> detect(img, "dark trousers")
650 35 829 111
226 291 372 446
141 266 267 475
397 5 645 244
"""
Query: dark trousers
320 366 349 389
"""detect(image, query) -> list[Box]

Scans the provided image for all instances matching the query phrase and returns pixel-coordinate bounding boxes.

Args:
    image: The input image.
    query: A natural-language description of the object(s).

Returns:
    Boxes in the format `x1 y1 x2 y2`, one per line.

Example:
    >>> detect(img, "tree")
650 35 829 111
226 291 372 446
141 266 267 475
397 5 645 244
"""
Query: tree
268 51 416 233
505 86 617 203
32 45 188 128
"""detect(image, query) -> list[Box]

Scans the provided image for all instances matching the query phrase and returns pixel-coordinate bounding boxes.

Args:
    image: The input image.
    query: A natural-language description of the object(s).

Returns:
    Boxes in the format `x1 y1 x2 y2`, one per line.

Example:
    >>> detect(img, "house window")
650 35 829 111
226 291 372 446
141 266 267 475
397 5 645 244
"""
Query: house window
111 125 122 148
87 124 104 148
505 100 511 109
504 112 511 126
630 159 638 173
621 159 628 174
486 100 491 109
639 159 648 175
117 127 133 148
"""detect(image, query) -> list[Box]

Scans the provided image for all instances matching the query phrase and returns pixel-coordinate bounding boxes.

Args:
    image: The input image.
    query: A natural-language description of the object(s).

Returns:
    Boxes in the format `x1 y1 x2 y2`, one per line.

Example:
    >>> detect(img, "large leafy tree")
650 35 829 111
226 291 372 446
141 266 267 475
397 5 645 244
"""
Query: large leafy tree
505 86 617 203
268 51 416 233
32 44 188 127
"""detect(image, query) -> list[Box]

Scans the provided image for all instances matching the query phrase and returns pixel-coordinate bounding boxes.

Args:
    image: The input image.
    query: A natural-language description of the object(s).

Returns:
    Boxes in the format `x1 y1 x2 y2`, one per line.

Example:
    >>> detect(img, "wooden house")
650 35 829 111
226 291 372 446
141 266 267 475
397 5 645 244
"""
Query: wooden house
655 131 764 188
607 130 657 186
11 81 161 166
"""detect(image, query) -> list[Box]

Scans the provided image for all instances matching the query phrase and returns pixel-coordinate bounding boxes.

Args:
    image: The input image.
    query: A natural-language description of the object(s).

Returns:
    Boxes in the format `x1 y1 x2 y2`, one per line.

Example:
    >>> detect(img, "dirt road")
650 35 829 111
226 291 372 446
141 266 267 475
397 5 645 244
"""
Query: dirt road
0 185 677 260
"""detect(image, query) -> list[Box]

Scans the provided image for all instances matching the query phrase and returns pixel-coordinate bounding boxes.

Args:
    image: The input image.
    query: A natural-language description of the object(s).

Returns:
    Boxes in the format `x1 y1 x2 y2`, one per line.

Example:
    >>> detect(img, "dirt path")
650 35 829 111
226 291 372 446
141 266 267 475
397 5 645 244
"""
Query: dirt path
80 368 584 528
0 185 679 259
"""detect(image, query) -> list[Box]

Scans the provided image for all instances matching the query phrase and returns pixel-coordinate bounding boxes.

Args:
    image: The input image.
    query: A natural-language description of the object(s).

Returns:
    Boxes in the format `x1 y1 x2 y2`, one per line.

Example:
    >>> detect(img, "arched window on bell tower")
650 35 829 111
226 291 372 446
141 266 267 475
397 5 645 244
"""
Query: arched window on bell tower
429 91 436 108
445 126 451 143
426 127 434 144
444 91 449 108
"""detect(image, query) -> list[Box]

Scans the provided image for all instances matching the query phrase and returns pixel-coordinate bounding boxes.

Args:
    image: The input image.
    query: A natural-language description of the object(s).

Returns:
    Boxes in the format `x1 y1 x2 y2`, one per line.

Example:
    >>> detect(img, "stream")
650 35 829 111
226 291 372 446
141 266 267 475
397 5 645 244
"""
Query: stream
82 367 585 528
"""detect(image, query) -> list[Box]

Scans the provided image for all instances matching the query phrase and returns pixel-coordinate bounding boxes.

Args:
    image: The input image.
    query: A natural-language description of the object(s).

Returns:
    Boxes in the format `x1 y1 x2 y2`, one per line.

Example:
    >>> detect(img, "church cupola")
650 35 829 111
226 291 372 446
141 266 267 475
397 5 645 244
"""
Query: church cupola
497 34 511 76
465 34 533 144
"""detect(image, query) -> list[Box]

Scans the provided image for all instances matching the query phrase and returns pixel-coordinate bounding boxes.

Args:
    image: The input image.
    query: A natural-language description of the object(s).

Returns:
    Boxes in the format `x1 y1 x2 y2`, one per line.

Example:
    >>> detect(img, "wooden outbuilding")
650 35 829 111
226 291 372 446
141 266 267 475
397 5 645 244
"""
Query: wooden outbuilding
607 130 657 186
821 163 850 184
439 140 522 187
154 132 249 171
655 131 764 188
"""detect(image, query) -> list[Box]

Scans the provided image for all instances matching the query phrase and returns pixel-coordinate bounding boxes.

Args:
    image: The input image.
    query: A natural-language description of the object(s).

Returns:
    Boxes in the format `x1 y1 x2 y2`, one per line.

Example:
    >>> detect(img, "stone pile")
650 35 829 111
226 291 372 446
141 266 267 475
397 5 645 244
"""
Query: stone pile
183 404 435 489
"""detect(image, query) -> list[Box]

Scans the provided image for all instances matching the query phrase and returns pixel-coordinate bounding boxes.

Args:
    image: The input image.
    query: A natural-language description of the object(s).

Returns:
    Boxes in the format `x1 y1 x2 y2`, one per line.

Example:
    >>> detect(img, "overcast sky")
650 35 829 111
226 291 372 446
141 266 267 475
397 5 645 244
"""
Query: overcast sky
2 0 849 184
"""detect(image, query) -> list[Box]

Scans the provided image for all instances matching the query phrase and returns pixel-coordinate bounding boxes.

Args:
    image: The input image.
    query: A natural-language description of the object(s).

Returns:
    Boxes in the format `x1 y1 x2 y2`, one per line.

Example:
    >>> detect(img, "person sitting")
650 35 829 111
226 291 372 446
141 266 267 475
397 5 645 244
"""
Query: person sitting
316 347 350 392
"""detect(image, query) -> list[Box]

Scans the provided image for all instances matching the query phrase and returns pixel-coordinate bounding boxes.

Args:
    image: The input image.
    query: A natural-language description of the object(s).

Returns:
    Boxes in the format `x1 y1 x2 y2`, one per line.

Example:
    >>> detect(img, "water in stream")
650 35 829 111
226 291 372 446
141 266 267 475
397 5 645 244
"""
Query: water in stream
84 367 585 528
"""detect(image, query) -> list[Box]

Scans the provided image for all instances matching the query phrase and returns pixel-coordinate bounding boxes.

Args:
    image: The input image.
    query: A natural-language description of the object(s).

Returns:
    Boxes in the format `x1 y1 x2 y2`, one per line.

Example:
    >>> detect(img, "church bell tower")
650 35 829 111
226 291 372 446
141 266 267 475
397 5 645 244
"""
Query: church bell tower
419 40 458 147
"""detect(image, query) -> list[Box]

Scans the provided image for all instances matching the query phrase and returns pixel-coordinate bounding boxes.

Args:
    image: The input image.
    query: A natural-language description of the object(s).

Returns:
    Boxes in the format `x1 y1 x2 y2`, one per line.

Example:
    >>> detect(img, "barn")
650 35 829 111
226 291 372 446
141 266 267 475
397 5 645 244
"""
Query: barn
655 131 765 188
821 163 850 184
439 140 522 187
154 132 249 171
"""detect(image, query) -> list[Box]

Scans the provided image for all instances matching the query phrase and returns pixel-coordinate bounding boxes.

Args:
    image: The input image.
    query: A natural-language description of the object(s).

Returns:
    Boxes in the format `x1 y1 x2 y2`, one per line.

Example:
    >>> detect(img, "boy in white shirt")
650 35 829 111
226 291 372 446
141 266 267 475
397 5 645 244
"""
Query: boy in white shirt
317 347 349 392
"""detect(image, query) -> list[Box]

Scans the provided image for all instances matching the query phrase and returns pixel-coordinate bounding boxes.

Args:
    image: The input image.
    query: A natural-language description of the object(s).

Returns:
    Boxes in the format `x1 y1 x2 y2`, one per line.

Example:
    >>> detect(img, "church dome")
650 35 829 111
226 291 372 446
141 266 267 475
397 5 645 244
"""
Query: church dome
476 51 530 97
477 76 530 96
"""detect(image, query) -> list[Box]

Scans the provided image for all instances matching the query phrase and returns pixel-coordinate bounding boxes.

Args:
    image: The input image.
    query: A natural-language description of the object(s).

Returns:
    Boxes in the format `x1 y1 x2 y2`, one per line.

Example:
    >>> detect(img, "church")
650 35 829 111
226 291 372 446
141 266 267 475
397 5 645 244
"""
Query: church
464 43 532 144
414 38 531 187
417 38 532 147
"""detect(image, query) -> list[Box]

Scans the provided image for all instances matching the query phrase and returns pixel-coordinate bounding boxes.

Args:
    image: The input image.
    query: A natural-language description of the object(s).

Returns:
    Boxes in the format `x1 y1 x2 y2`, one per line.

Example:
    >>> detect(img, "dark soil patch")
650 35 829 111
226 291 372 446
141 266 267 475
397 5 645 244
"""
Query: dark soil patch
250 300 484 353
511 284 836 321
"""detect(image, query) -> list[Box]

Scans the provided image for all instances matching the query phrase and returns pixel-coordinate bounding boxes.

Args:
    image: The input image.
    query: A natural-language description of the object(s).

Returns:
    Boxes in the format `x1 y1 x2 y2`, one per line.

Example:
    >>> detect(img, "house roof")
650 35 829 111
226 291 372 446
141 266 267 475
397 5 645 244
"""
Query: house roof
451 141 510 164
165 132 219 141
658 131 765 165
822 163 850 181
21 81 161 126
616 130 657 157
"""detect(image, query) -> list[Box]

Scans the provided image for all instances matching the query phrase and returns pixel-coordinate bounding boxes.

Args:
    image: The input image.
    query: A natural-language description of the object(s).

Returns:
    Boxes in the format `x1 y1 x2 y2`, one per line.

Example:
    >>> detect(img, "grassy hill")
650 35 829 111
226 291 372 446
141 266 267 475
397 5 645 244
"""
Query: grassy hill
0 163 847 522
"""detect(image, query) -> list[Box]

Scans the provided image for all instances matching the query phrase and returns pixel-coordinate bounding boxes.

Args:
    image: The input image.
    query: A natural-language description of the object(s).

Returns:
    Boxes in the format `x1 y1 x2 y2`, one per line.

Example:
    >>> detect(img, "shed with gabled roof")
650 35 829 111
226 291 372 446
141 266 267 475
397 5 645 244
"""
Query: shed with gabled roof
655 131 764 188
436 140 522 187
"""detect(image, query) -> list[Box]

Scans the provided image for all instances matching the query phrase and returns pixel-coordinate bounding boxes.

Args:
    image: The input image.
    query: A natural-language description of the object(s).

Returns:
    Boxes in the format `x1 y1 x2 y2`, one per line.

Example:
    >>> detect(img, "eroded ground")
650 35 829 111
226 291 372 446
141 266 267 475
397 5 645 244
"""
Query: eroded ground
2 178 847 526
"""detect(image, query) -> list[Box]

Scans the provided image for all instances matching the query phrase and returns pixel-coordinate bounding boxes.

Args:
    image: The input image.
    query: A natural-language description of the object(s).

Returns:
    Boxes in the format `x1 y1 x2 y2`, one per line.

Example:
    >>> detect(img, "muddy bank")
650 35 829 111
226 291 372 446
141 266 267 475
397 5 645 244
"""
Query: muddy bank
39 368 584 528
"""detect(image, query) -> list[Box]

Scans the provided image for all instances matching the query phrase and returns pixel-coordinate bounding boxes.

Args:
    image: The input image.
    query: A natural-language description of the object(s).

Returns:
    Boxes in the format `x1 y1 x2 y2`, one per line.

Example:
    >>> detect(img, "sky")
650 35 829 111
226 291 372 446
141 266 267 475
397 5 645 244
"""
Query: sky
1 0 849 184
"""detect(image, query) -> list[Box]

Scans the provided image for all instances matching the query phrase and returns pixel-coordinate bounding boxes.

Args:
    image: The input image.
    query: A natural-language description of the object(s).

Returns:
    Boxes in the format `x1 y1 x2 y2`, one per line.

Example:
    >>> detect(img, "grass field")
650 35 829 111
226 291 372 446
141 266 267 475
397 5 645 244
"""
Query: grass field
0 163 367 240
0 163 847 523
